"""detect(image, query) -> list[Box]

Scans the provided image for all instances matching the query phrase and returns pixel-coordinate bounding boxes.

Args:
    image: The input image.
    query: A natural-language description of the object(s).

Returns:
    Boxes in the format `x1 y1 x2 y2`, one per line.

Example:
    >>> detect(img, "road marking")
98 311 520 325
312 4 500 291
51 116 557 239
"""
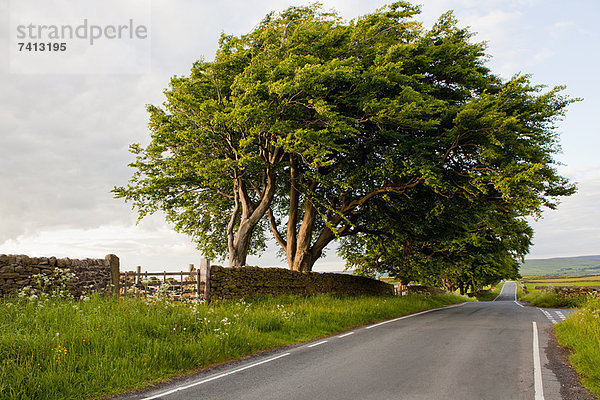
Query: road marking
307 340 328 348
532 321 545 400
514 300 525 308
539 309 558 324
338 332 354 338
142 352 291 400
493 280 516 301
365 302 466 330
556 311 566 321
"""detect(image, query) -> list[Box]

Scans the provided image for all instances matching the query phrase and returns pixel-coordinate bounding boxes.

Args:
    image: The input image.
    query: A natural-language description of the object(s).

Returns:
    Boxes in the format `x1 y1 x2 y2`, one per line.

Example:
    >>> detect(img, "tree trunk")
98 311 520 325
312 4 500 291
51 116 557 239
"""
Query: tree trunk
291 196 317 271
227 168 277 266
228 220 254 267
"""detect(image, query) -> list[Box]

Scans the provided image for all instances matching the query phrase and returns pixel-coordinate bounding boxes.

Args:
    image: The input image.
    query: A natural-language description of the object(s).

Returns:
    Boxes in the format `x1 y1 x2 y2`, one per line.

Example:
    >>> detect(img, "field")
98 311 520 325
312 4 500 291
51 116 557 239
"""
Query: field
0 293 469 400
519 276 600 308
520 255 600 276
522 275 600 293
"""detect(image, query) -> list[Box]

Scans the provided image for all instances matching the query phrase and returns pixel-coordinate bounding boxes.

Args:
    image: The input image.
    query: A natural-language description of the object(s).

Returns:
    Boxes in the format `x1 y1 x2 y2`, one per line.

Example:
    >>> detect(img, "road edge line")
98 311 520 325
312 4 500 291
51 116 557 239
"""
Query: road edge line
141 352 291 400
365 302 466 330
532 321 545 400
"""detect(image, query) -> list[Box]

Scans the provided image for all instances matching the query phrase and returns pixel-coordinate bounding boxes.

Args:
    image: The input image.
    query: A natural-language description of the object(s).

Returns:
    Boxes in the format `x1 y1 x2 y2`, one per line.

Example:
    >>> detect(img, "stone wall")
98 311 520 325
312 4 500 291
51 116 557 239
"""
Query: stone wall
209 265 394 300
539 286 600 299
0 254 119 297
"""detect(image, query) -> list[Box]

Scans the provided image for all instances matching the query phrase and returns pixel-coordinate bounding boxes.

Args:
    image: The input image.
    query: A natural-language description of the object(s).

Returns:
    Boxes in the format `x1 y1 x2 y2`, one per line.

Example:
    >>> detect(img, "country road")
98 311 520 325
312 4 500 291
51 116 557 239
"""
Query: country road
116 281 576 400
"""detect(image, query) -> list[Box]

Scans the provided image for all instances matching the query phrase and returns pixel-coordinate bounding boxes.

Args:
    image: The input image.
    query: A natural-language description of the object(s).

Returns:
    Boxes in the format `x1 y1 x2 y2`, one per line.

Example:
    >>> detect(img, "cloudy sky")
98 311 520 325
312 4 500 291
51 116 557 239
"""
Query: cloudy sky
1 0 598 272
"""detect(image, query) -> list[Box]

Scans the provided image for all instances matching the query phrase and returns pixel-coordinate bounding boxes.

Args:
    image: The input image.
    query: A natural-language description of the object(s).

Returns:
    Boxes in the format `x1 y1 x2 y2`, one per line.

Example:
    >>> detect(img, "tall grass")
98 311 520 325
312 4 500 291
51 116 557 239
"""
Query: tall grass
0 293 467 399
520 290 588 308
555 297 600 396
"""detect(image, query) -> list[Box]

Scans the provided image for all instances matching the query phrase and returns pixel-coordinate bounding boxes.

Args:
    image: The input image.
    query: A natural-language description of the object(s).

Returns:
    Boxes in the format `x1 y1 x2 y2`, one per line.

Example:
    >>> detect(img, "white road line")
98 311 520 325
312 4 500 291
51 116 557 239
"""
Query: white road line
142 352 291 400
365 303 466 330
532 321 545 400
539 309 558 324
556 311 566 320
307 340 328 348
492 283 506 301
514 300 525 308
493 281 516 301
337 332 354 338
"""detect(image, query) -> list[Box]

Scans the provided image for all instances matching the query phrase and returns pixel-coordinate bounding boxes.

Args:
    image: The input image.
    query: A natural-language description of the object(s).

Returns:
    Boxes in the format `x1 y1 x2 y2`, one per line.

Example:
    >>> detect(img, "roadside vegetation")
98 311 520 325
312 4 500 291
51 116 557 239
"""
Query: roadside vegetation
0 292 468 400
474 284 502 302
518 276 600 308
555 297 600 396
520 291 587 308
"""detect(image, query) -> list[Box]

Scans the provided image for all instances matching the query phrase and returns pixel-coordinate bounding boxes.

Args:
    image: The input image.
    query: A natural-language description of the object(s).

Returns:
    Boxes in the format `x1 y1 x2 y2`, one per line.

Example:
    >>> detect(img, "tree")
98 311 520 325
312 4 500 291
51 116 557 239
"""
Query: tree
339 187 531 292
114 2 575 271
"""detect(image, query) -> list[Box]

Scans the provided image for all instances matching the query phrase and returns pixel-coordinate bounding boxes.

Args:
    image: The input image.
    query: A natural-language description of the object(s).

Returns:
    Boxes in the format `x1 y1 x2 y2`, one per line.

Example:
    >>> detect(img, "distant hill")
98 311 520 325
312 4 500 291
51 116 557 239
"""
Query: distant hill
520 255 600 276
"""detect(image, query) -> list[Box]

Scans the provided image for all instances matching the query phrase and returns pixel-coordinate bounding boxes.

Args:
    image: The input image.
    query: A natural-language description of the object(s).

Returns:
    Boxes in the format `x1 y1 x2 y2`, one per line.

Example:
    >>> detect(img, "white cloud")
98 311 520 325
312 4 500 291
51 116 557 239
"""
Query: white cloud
0 0 598 271
527 167 600 258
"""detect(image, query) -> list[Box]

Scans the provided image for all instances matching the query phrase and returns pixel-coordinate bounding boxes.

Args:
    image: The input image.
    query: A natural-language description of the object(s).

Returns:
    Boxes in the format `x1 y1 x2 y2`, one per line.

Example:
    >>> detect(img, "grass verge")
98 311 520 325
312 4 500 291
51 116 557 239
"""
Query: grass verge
519 290 588 308
474 282 503 302
555 297 600 396
0 293 468 399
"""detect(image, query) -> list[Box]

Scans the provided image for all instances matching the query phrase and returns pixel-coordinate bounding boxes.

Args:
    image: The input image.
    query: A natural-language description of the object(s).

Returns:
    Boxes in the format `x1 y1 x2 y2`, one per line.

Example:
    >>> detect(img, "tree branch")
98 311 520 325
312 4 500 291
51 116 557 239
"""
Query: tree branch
268 208 287 249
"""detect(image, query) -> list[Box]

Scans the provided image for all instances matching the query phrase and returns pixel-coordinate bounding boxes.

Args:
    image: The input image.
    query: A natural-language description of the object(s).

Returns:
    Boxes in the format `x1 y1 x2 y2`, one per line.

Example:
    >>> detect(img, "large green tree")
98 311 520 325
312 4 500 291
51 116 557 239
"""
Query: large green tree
114 2 575 272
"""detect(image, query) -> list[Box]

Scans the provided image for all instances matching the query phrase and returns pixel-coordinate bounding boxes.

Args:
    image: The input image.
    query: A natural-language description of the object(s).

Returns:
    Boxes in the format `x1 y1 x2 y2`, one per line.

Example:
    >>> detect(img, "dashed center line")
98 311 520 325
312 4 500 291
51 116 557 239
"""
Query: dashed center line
538 308 569 324
307 340 328 348
338 332 354 338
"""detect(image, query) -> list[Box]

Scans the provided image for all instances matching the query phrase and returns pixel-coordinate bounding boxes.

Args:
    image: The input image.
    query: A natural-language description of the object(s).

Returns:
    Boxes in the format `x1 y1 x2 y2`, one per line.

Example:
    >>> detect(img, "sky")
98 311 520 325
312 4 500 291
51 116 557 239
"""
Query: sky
0 0 598 272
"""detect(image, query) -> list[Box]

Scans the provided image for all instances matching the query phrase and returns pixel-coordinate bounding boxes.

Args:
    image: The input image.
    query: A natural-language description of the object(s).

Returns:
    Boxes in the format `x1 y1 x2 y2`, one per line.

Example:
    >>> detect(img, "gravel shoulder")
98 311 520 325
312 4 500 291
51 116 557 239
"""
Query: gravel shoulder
546 326 597 400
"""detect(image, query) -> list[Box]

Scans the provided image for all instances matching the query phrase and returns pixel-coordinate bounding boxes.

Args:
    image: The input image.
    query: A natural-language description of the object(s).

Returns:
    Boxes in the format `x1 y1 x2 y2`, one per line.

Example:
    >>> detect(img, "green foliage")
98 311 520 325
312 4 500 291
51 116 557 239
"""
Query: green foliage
0 293 466 399
520 290 589 308
17 268 78 301
114 2 576 276
473 284 502 302
555 297 600 396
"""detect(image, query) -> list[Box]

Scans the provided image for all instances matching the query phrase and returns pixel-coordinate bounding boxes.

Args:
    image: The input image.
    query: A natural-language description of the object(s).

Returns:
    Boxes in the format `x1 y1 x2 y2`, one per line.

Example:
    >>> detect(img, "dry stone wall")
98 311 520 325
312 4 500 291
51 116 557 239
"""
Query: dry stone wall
209 265 394 300
540 286 600 299
0 254 117 296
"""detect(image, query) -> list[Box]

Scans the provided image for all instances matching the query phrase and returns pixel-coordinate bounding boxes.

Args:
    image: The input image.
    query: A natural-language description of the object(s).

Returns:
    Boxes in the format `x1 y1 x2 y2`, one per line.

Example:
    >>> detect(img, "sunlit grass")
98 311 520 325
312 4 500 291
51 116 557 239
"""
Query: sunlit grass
555 297 600 396
0 293 467 399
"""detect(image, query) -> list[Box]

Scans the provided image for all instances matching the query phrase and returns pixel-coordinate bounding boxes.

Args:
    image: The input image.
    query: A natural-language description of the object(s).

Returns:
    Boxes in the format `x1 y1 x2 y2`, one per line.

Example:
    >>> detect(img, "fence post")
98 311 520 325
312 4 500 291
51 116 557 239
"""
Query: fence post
199 258 210 301
106 254 120 297
124 271 129 297
196 269 201 299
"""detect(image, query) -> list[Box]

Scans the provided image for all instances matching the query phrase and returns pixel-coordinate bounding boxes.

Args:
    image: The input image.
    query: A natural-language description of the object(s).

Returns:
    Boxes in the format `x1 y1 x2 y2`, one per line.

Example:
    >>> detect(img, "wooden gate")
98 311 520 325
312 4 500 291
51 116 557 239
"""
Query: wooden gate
119 259 210 300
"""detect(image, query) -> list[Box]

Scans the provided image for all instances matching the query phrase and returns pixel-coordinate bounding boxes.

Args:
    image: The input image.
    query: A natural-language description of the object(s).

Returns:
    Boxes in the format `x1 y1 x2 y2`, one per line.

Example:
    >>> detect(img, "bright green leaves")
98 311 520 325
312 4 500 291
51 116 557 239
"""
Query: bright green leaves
114 2 576 273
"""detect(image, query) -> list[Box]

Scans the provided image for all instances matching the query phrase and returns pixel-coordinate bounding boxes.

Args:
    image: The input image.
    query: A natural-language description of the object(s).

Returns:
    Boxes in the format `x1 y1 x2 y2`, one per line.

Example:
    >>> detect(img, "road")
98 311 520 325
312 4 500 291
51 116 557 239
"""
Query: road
118 282 575 400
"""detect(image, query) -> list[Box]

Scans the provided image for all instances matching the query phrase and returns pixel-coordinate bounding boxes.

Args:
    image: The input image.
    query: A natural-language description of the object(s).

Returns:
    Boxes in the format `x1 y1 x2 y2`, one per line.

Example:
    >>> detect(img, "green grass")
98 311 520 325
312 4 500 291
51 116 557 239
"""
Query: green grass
518 276 597 308
555 297 600 396
474 283 503 302
522 281 600 295
520 256 600 276
0 293 468 399
519 290 586 308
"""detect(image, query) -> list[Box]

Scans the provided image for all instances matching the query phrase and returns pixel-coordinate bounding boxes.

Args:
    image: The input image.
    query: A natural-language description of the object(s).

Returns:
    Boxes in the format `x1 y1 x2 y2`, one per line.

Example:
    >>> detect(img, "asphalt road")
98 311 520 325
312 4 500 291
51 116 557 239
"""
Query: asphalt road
118 282 574 400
